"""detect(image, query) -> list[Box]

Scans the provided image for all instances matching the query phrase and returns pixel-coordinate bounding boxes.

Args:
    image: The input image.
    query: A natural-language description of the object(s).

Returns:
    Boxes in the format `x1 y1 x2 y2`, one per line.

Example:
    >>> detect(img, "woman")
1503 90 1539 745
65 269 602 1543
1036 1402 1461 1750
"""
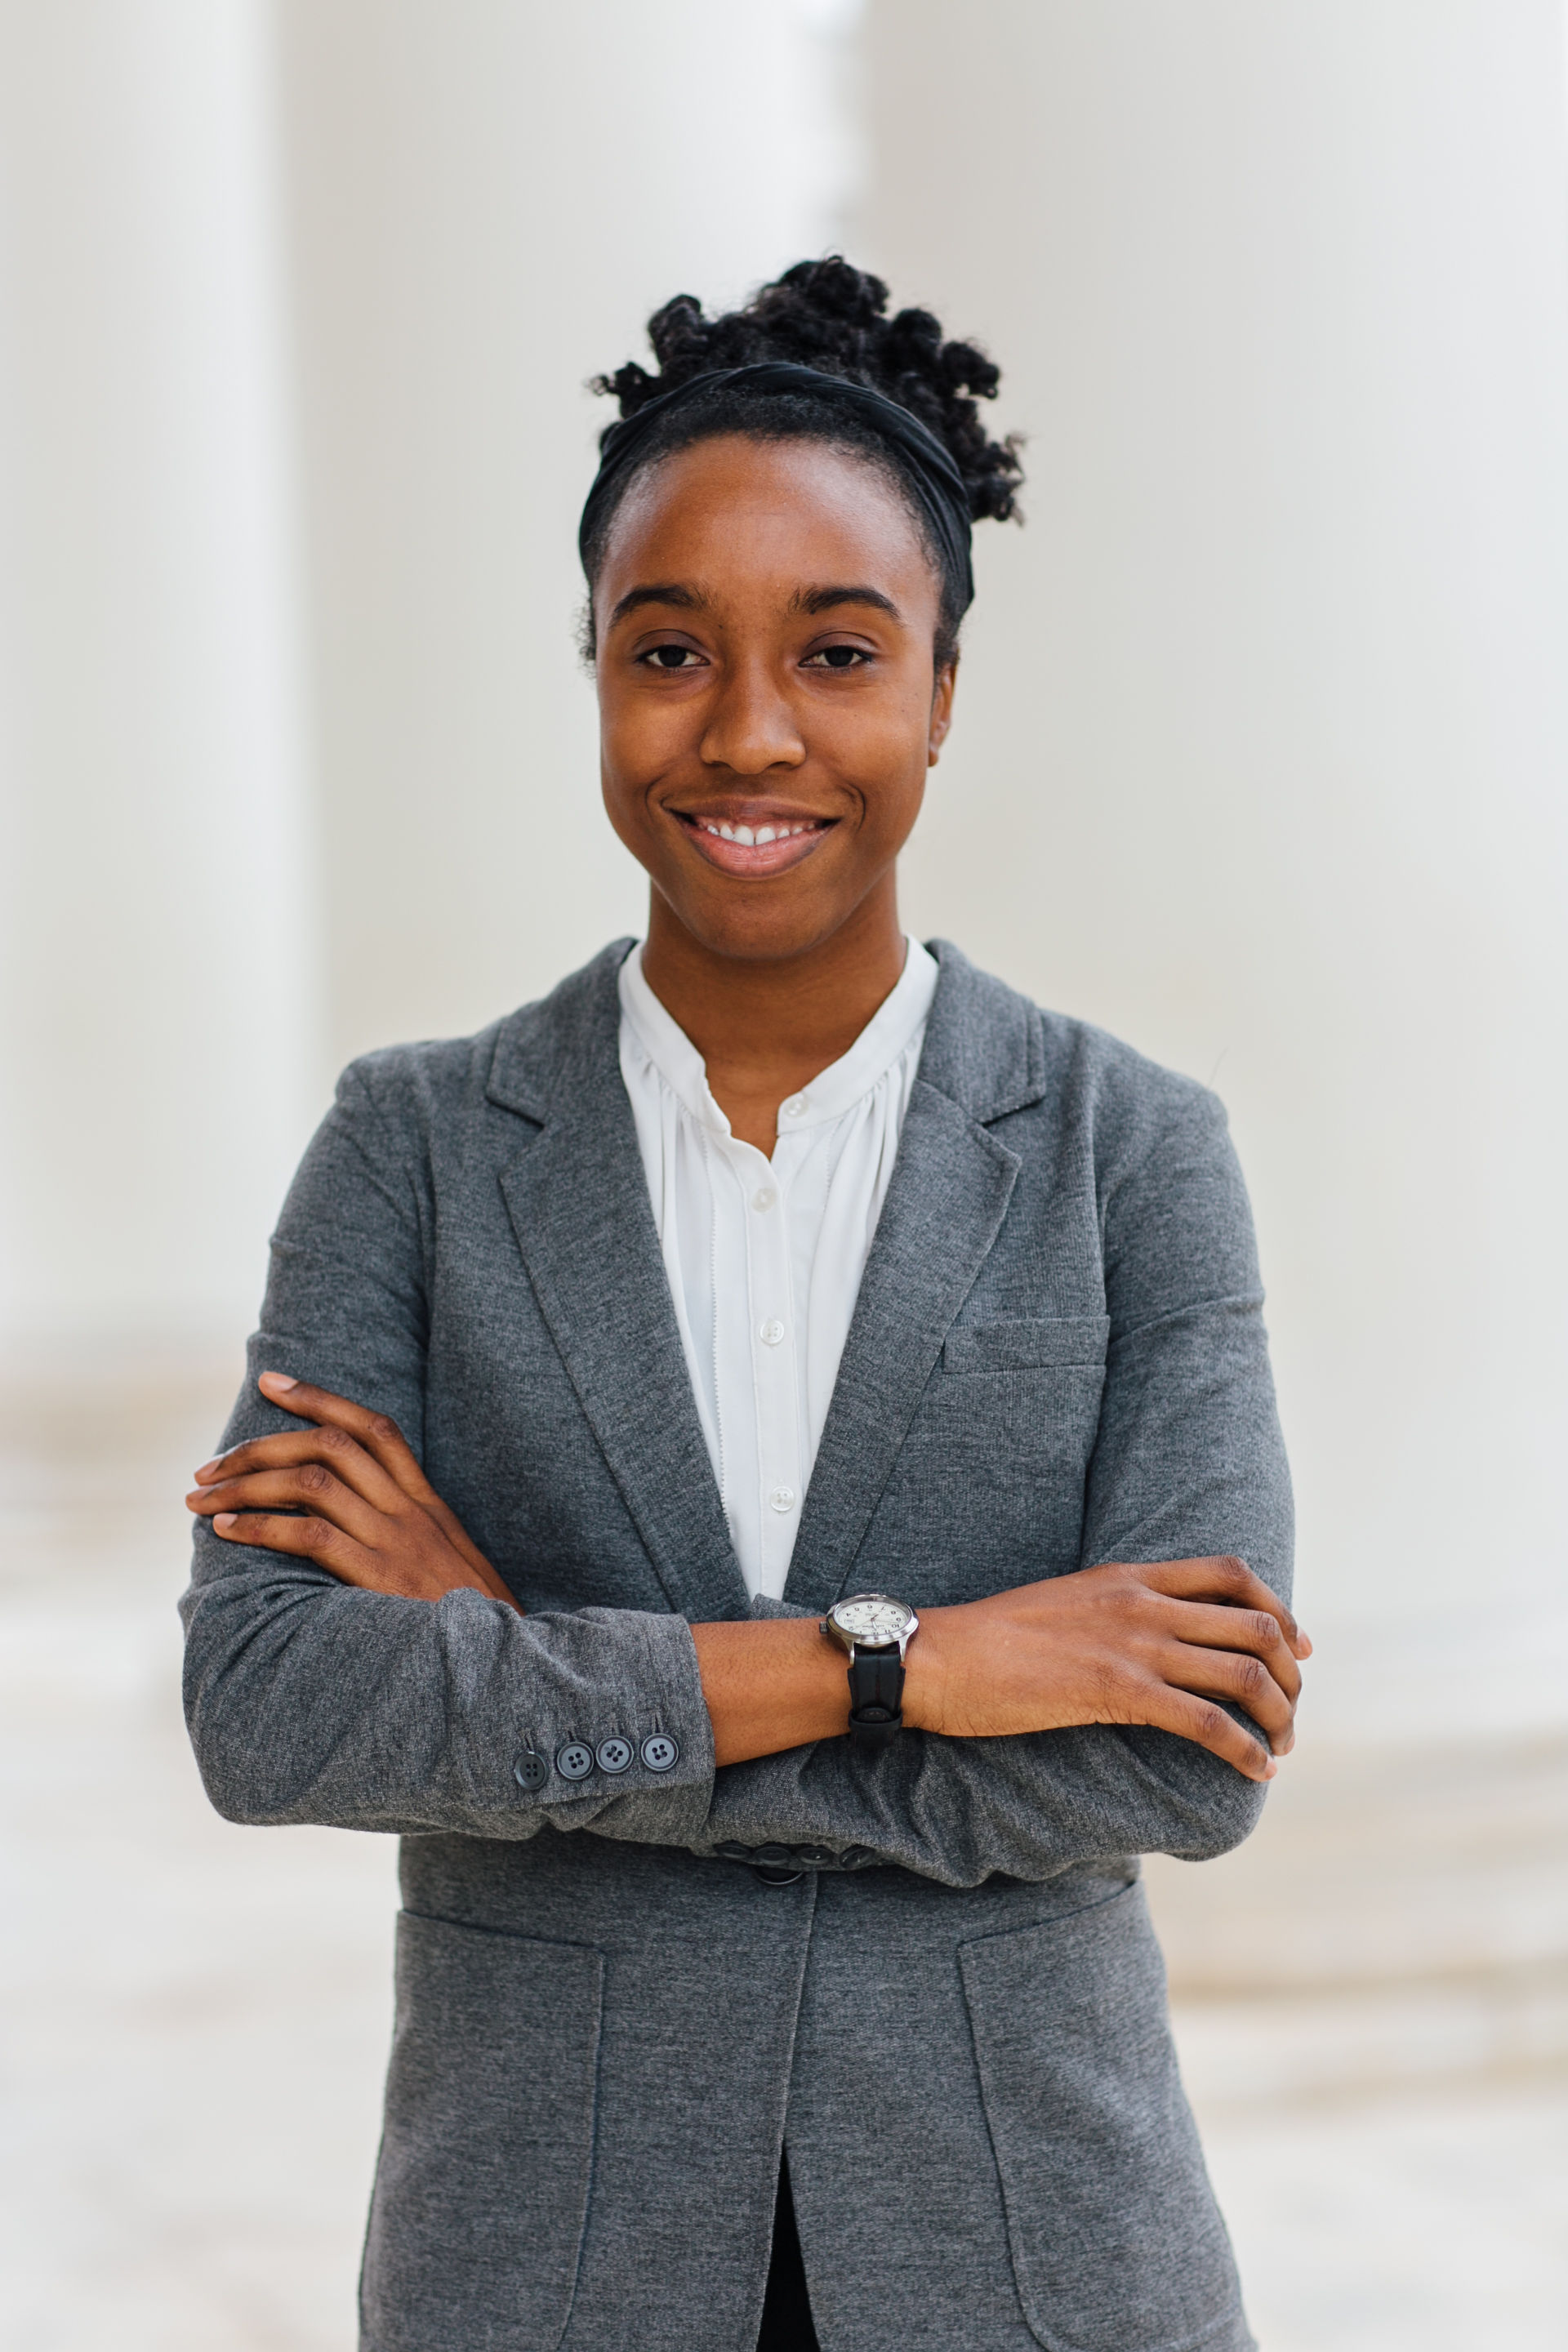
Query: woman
184 259 1304 2352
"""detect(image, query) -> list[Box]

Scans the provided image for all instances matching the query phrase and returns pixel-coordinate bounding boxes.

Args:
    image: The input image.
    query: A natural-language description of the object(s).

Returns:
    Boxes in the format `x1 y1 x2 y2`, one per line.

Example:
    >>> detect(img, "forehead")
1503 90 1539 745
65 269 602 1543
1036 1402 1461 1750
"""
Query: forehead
595 434 938 607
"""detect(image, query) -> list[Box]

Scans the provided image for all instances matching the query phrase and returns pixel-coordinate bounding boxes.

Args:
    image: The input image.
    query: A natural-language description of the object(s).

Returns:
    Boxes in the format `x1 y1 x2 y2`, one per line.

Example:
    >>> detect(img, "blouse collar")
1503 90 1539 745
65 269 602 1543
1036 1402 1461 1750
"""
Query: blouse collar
617 937 939 1141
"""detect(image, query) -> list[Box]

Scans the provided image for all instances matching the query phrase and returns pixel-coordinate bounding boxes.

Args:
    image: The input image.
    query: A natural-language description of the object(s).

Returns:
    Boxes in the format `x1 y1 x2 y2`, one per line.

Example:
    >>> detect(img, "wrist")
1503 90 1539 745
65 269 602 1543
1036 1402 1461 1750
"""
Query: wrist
899 1605 956 1735
693 1615 846 1768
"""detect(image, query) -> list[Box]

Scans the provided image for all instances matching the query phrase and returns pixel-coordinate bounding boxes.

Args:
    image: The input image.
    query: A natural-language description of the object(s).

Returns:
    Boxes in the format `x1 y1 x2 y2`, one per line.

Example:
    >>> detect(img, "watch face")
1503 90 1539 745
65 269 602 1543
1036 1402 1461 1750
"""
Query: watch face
833 1595 913 1646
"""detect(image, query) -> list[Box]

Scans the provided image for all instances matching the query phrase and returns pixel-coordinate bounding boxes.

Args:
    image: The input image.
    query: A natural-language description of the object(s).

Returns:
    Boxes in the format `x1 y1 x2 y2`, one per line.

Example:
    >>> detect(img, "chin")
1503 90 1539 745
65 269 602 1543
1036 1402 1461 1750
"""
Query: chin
675 893 846 966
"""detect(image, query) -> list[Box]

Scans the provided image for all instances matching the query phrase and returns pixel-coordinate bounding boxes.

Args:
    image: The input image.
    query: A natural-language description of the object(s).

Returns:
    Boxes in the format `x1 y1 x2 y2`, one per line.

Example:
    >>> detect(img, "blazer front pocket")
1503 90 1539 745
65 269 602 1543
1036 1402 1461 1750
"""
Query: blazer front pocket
362 1912 604 2352
942 1315 1111 1375
960 1883 1245 2352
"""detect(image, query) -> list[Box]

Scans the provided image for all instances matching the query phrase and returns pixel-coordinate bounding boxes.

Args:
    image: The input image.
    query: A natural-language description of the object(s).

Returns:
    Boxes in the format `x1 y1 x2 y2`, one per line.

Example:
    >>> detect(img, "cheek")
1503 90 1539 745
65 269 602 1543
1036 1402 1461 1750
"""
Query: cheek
597 682 671 795
826 693 934 813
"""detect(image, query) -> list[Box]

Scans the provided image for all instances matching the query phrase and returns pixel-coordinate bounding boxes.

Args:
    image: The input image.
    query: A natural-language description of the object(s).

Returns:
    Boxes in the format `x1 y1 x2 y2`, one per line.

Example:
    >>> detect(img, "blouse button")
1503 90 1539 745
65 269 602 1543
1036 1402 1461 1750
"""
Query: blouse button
768 1485 797 1514
752 1186 777 1212
759 1318 786 1347
781 1094 808 1120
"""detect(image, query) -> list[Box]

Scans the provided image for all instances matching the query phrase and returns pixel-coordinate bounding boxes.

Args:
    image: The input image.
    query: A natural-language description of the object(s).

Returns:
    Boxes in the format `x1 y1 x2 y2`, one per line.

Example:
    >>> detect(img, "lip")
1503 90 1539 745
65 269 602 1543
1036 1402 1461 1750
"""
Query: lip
669 802 838 880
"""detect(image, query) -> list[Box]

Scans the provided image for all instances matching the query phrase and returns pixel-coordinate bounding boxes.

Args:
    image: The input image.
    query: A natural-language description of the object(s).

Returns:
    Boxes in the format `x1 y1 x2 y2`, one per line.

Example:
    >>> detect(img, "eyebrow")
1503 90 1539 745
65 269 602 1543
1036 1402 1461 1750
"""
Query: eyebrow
607 582 709 627
607 580 905 629
792 585 903 621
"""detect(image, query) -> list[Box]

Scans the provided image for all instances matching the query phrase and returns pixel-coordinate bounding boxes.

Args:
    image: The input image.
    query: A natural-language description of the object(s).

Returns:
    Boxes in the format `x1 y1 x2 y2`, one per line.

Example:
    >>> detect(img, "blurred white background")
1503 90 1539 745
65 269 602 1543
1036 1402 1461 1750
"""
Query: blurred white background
2 3 1566 2346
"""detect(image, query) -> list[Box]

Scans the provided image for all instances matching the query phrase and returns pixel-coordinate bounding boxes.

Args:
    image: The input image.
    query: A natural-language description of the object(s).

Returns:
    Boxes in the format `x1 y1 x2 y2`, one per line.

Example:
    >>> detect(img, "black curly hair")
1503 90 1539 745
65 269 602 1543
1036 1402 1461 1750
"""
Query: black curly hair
581 257 1023 668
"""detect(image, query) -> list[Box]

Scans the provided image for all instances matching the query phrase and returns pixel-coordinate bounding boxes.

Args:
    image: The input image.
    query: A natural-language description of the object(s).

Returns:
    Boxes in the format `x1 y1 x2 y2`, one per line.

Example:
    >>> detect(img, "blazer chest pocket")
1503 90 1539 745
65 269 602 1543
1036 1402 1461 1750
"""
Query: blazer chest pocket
960 1883 1244 2352
362 1913 604 2352
942 1315 1111 1376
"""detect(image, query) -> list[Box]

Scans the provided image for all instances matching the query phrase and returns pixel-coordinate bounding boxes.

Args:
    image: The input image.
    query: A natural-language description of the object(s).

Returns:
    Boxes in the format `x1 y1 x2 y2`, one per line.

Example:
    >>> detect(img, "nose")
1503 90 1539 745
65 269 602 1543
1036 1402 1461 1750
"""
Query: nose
698 656 805 776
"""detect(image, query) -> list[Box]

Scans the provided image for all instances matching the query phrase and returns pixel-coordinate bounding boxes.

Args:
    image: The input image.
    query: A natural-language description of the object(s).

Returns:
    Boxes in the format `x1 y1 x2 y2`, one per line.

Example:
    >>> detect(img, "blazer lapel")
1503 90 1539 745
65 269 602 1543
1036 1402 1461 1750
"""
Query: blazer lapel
782 1080 1020 1616
491 953 751 1625
782 942 1047 1616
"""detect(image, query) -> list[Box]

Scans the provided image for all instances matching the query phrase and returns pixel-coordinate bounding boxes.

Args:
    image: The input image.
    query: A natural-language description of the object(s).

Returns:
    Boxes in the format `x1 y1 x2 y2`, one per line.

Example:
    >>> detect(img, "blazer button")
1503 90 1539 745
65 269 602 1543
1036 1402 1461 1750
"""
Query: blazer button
753 1843 794 1865
640 1733 679 1772
794 1845 835 1866
512 1751 548 1793
555 1741 595 1781
714 1842 753 1861
841 1845 877 1868
595 1736 633 1775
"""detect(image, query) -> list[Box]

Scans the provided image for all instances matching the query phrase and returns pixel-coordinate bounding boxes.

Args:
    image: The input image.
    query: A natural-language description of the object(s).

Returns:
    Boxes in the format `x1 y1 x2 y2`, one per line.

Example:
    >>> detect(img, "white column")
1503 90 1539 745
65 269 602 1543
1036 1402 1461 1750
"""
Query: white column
861 0 1568 1729
271 0 863 1069
0 0 318 1348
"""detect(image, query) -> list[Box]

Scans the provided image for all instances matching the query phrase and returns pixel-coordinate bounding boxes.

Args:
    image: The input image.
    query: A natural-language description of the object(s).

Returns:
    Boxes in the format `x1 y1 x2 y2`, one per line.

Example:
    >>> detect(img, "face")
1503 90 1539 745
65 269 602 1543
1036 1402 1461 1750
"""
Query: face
593 434 955 964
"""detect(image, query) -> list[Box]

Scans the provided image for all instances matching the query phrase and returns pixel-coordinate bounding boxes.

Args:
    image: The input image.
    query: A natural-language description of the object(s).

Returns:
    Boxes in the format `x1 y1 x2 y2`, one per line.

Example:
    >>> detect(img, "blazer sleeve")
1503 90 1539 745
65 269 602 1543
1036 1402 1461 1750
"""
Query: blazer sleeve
179 1062 719 1846
685 1085 1297 1889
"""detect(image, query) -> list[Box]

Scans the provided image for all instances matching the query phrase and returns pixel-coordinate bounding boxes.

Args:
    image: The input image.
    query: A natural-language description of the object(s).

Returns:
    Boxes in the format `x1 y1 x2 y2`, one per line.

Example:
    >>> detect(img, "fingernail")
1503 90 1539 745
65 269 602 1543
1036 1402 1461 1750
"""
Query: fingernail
259 1371 297 1392
214 1512 238 1532
1263 1757 1277 1778
194 1459 222 1481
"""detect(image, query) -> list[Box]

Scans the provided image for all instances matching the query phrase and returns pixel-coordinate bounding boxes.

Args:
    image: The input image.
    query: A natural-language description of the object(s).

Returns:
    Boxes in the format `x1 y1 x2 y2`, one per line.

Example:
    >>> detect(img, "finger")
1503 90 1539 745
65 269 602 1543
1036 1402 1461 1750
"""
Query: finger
194 1426 407 1517
1148 1684 1277 1781
208 1508 380 1588
1140 1557 1307 1654
188 1465 387 1548
223 1383 514 1607
204 1409 503 1597
1157 1601 1302 1706
256 1374 436 1506
1165 1642 1297 1752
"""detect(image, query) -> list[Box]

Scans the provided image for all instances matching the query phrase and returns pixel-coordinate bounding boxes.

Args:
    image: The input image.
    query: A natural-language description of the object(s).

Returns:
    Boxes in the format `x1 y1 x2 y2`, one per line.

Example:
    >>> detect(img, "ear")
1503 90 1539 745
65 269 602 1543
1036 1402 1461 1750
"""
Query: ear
927 657 958 767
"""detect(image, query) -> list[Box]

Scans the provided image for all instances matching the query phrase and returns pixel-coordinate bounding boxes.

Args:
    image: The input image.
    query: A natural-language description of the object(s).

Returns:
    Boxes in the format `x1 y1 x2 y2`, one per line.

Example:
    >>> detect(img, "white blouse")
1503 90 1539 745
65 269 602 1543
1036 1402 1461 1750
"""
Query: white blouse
617 938 939 1601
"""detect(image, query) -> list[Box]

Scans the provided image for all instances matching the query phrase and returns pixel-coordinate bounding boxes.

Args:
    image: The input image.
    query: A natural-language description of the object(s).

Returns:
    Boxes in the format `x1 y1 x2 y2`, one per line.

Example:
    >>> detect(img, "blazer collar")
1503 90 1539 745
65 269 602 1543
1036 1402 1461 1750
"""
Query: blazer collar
911 938 1049 1125
484 937 1047 1130
484 938 635 1126
483 939 1048 1624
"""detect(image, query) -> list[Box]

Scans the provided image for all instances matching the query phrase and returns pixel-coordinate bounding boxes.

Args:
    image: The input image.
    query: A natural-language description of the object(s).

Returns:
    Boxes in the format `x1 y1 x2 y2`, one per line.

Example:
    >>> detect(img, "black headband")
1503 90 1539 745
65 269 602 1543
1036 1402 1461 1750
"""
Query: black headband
578 359 975 614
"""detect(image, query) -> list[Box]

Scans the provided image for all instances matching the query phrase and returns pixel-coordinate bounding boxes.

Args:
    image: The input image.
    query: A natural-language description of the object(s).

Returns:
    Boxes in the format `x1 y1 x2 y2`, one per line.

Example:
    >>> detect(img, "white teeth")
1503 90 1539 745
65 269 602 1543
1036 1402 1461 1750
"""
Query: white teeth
697 817 820 845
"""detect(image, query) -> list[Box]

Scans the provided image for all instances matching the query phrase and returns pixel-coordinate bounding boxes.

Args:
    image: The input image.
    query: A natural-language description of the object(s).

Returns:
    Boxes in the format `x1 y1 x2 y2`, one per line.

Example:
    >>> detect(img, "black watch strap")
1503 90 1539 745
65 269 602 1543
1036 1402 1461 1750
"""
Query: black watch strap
846 1643 905 1754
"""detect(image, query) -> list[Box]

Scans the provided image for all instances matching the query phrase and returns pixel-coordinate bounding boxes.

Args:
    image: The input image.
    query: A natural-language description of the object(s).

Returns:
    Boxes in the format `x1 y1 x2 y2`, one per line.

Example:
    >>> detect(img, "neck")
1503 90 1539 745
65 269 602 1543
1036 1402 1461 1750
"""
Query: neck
639 877 909 1152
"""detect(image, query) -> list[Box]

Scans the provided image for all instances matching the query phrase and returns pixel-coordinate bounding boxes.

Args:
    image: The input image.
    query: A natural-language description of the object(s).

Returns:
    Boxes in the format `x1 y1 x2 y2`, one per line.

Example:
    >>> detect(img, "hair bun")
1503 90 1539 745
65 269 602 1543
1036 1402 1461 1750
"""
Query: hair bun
592 256 1022 526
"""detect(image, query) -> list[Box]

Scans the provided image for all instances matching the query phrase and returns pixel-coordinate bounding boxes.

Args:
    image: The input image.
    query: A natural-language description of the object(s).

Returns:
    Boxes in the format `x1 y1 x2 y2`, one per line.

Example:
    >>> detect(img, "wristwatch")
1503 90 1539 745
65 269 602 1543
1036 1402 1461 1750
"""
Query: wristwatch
822 1592 920 1754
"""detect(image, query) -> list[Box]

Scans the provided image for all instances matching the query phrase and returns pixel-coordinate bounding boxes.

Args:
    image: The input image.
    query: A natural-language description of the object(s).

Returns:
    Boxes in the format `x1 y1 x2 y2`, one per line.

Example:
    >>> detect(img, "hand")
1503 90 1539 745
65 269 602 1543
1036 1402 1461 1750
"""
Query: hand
902 1556 1310 1782
186 1374 520 1611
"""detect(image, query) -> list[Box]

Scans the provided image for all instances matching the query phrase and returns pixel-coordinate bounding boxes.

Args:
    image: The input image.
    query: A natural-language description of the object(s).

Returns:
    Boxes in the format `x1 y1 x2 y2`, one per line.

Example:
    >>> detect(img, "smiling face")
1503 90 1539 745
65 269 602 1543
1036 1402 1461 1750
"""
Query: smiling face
593 433 955 968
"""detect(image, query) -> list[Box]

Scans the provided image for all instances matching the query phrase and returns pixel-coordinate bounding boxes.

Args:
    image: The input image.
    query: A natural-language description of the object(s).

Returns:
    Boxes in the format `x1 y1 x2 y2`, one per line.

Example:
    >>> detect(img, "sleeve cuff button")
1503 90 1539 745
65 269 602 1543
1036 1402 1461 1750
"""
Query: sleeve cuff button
512 1750 548 1792
555 1742 595 1781
640 1733 679 1772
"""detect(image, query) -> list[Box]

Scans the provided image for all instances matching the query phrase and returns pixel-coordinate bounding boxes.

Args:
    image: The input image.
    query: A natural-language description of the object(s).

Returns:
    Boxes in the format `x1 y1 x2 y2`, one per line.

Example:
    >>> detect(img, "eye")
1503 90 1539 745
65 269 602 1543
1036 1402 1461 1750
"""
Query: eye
802 644 871 670
639 642 705 670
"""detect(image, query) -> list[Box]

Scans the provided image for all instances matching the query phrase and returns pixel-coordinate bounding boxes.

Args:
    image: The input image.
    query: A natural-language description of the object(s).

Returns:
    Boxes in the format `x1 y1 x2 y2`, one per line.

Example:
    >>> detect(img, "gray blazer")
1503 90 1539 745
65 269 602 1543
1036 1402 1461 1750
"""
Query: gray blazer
181 941 1291 2352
